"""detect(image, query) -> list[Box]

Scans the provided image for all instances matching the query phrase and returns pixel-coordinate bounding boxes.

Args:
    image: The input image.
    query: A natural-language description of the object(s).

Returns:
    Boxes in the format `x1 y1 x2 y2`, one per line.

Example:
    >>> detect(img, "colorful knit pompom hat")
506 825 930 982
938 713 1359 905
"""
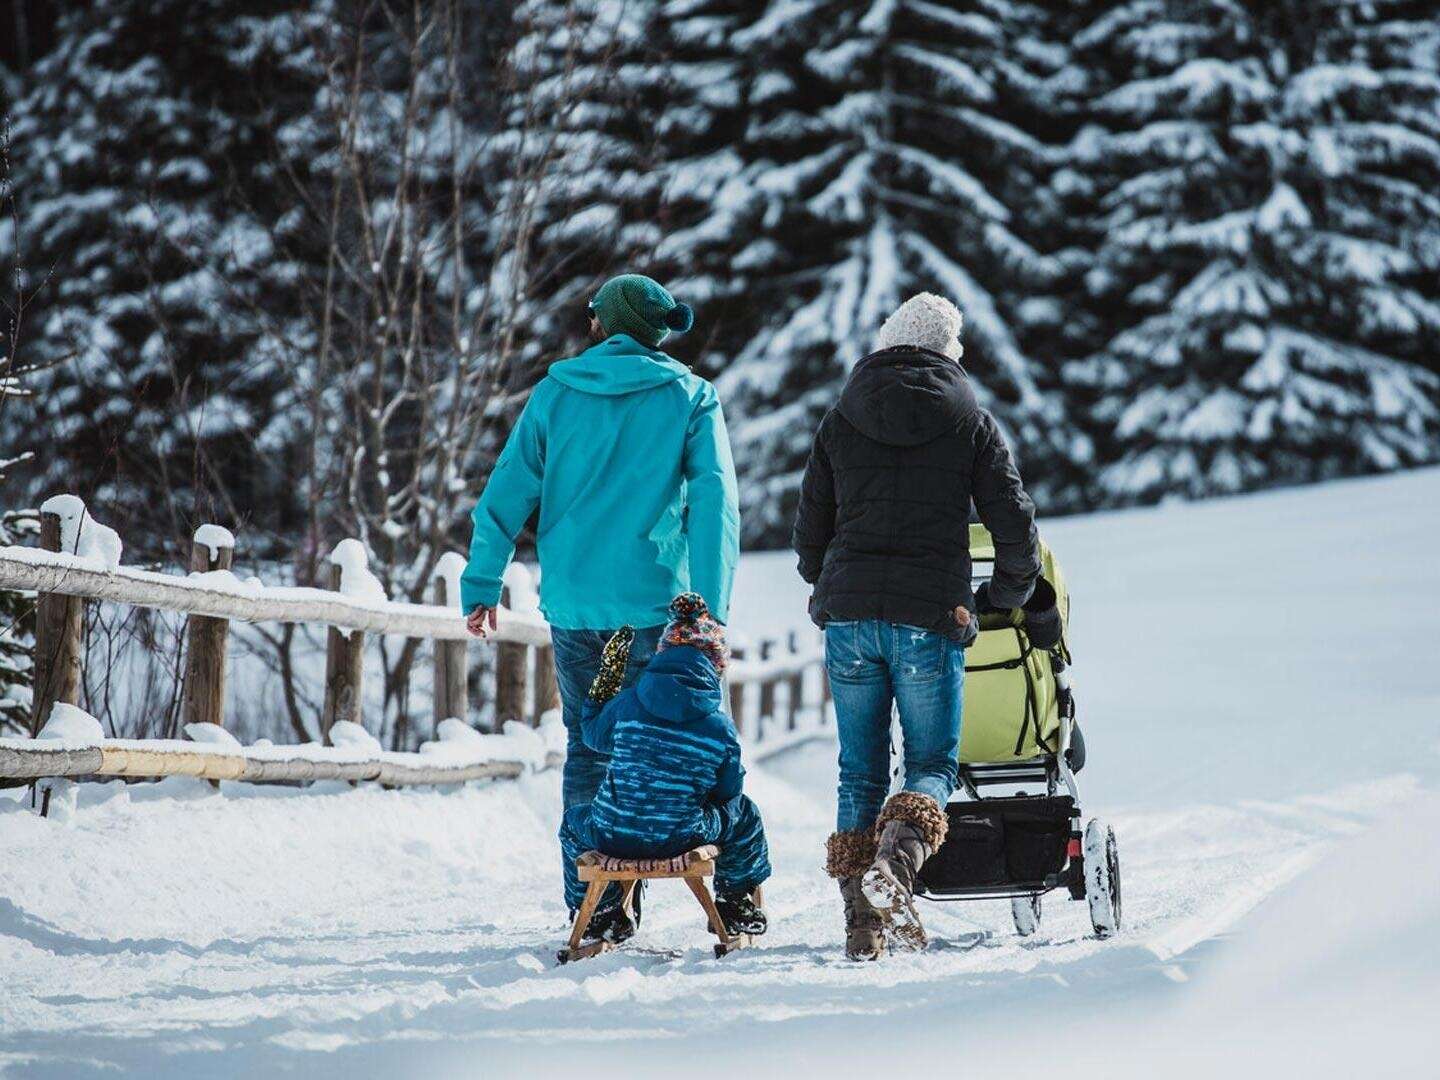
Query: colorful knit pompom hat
588 273 695 348
658 592 728 673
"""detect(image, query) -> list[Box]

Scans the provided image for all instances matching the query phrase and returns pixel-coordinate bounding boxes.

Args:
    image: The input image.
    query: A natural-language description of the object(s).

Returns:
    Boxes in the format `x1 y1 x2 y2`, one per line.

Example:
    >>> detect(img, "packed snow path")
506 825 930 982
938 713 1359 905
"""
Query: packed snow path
3 469 1439 1077
1 769 1425 1078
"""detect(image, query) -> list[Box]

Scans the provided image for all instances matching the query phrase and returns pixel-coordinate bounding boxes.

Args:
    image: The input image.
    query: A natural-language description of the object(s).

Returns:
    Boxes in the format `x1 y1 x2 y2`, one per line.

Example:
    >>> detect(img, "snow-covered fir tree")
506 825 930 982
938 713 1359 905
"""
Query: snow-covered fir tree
650 0 764 378
5 1 514 744
700 0 1090 544
5 0 330 557
5 0 1440 567
0 497 35 737
224 1 520 746
483 0 667 394
2 107 38 735
0 365 34 735
1066 0 1440 504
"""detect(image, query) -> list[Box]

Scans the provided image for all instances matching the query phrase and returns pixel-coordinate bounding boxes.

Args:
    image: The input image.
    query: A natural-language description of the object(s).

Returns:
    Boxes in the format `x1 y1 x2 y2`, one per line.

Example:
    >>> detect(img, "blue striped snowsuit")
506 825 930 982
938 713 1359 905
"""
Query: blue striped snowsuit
559 645 771 912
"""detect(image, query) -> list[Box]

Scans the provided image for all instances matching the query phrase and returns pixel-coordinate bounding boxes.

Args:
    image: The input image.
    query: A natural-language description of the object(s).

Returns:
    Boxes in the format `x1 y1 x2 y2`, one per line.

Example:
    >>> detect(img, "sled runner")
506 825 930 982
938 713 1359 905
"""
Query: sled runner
558 845 764 963
912 525 1122 939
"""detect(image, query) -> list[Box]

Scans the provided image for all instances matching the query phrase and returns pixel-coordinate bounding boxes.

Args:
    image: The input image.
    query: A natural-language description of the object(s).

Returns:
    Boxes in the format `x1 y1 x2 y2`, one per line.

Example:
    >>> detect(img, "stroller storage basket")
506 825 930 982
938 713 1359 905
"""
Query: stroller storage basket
917 796 1076 897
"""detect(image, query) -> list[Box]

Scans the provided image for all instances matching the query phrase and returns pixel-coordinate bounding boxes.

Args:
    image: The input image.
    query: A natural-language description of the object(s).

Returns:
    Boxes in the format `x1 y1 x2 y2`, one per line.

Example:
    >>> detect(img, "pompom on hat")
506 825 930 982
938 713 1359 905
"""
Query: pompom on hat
658 592 728 673
589 273 694 348
876 292 963 361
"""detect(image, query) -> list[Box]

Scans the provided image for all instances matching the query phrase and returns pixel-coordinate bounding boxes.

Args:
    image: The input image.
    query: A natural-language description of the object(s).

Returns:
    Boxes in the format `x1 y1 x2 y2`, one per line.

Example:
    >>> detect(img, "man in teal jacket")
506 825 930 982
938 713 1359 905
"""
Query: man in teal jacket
462 274 740 914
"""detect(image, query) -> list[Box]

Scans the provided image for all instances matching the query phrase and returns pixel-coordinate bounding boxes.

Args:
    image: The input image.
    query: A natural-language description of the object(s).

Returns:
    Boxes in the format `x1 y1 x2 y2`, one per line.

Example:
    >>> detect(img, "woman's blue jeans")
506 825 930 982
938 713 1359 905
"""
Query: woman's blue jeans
824 620 965 833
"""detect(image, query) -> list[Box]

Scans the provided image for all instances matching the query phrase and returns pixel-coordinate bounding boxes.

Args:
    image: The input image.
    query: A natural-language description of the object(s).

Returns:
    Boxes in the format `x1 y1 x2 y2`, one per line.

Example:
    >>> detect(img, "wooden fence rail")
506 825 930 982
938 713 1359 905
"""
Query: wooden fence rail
0 742 538 787
0 495 831 788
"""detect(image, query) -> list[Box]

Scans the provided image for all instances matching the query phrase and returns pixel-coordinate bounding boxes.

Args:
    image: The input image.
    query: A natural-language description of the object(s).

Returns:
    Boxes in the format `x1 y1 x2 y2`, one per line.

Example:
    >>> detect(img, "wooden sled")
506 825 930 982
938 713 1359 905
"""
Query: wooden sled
558 844 764 963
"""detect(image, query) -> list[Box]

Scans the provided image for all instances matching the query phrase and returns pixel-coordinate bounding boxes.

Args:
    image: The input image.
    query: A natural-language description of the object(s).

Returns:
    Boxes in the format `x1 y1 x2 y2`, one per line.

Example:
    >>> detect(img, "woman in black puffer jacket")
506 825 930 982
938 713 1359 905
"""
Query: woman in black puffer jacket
794 293 1043 959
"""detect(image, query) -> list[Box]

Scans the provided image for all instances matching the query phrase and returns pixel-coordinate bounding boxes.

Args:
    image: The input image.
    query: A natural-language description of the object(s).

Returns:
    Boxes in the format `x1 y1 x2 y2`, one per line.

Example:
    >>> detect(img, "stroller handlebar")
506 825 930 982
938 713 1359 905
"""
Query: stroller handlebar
977 610 1019 632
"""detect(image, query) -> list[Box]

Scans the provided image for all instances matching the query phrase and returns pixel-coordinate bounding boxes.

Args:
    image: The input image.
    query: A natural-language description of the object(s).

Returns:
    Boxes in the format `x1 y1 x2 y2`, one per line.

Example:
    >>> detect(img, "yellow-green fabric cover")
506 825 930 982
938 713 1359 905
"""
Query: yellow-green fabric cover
959 524 1069 764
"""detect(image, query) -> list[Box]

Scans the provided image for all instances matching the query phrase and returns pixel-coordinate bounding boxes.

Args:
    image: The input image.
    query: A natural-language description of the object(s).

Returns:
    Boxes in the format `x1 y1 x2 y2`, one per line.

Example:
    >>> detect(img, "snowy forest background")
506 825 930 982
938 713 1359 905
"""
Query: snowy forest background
2 0 1439 741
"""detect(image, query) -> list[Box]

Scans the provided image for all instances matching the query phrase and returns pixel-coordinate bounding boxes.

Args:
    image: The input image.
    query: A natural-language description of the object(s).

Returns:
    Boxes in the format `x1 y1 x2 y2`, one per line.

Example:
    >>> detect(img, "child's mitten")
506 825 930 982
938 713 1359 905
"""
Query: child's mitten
587 625 635 703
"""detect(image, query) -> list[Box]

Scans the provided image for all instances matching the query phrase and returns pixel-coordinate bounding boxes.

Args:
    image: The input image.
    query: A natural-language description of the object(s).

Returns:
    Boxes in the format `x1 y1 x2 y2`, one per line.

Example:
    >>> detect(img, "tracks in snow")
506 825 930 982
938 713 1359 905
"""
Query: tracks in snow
0 768 1423 1076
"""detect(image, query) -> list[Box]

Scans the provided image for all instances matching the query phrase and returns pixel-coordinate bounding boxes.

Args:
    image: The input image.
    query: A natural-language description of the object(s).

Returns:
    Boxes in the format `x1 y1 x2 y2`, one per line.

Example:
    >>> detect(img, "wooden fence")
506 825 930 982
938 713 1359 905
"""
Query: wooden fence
0 496 829 789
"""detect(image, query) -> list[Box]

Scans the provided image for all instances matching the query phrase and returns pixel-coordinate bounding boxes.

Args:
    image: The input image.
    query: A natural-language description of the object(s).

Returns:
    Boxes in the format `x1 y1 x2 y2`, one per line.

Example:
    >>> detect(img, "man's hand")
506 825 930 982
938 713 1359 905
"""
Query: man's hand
952 604 972 629
466 605 498 639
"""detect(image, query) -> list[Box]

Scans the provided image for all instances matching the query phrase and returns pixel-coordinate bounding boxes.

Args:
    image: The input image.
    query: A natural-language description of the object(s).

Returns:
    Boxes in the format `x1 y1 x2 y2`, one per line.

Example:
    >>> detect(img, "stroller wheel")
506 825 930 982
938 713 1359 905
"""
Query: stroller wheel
1011 894 1042 937
1083 819 1122 938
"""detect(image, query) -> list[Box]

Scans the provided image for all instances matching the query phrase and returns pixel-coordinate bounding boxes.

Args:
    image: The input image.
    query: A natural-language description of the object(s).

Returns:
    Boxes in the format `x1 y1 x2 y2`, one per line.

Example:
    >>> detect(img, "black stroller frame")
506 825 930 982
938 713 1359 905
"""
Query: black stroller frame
911 567 1122 938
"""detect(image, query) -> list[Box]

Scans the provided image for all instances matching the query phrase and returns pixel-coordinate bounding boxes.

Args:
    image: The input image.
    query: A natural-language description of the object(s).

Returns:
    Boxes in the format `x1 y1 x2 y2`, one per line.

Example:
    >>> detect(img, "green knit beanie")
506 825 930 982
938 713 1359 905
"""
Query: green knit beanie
588 274 695 348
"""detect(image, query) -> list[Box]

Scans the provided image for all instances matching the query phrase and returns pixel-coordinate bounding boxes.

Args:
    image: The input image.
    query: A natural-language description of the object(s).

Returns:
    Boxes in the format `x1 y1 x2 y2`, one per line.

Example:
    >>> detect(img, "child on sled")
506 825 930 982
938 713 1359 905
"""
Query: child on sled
558 593 771 947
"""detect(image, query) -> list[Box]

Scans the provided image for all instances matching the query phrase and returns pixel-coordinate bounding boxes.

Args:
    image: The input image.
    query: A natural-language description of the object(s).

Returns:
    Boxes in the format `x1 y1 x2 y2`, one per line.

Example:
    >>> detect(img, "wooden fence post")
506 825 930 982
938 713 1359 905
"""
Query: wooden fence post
431 560 468 729
728 644 746 737
322 557 365 744
757 639 777 740
493 576 527 730
182 526 234 731
533 643 559 724
30 506 85 735
786 630 804 731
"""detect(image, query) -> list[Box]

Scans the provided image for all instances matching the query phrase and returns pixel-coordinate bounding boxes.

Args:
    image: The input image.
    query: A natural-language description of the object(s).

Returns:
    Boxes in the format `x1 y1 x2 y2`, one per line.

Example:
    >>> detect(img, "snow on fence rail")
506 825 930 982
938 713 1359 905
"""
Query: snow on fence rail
0 496 829 789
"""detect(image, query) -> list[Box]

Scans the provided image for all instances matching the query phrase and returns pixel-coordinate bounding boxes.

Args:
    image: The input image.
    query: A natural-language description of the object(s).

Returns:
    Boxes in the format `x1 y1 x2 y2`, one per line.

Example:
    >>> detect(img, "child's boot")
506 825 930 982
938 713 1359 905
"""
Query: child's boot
714 889 766 936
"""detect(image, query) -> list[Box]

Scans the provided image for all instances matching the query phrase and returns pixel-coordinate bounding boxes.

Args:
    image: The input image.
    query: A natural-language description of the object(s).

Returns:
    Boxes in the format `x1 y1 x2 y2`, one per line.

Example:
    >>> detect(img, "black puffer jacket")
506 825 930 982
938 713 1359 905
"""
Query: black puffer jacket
792 347 1041 640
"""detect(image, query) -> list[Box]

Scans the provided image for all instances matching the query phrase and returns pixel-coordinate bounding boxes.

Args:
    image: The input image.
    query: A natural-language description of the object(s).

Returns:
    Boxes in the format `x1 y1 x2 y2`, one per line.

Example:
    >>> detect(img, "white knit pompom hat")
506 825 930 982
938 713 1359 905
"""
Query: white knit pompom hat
875 293 964 360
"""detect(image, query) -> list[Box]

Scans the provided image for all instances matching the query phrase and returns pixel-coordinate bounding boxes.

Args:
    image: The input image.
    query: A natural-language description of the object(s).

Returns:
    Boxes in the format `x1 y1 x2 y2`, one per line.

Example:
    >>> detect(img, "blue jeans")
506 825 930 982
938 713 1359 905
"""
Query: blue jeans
550 624 666 811
825 620 964 833
550 625 665 907
559 795 771 912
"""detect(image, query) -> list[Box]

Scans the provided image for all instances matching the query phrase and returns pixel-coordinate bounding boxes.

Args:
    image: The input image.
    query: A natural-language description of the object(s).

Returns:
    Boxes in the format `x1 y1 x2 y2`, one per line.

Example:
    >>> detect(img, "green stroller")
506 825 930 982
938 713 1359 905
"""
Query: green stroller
913 524 1122 938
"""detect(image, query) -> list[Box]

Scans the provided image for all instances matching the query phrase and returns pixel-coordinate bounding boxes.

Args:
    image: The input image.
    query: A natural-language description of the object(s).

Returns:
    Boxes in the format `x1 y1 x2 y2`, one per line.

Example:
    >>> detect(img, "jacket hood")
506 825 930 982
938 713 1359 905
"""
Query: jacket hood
548 334 691 396
635 646 723 723
837 346 979 447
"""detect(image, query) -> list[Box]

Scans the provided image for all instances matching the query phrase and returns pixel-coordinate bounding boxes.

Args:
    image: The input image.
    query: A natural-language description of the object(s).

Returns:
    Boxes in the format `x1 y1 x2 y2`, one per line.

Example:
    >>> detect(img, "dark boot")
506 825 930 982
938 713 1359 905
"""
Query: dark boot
583 880 644 946
826 829 885 961
715 890 767 936
862 792 949 951
583 903 637 945
839 876 885 961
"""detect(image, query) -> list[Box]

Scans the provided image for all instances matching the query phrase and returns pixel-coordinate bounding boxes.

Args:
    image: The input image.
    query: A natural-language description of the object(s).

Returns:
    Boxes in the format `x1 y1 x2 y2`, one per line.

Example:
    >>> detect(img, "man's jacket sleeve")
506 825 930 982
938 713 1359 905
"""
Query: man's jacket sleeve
683 384 740 623
971 411 1041 609
792 422 836 585
460 390 546 614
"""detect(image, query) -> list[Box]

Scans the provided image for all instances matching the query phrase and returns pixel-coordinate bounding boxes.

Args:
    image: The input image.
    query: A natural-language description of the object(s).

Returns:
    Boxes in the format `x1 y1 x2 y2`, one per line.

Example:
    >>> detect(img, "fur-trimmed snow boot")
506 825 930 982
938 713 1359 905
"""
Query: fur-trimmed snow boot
826 829 885 961
862 792 949 951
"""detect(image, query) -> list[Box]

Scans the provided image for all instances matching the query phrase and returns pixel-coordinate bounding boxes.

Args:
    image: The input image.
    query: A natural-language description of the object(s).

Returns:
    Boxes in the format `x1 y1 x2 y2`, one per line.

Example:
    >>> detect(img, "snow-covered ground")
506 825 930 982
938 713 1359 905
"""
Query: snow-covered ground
3 469 1439 1078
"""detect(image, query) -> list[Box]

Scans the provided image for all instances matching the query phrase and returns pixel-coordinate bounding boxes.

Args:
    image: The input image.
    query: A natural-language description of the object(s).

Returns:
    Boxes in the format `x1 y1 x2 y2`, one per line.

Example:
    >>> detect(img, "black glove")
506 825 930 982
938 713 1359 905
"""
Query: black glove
974 580 1004 614
1021 578 1063 650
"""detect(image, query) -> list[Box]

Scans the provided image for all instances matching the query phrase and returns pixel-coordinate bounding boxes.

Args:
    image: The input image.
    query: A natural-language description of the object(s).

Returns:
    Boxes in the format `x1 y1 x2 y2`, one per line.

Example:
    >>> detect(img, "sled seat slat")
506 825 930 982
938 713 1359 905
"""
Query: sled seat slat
576 845 719 881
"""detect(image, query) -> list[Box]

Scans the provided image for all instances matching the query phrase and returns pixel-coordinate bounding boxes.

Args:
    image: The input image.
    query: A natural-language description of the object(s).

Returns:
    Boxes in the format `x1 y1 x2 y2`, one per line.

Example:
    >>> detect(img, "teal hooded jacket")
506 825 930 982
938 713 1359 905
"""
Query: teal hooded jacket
461 334 740 629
